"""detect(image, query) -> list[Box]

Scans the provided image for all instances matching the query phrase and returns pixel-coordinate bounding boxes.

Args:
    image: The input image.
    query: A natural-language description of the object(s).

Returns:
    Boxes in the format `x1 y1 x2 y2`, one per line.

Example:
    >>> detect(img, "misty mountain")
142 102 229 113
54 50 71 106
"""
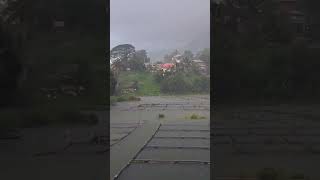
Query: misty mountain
148 48 175 62
148 32 210 62
182 32 210 53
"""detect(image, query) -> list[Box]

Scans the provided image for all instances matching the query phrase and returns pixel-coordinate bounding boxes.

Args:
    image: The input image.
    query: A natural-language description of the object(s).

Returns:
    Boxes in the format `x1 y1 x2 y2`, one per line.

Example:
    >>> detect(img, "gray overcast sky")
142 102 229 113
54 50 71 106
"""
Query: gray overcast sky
110 0 210 51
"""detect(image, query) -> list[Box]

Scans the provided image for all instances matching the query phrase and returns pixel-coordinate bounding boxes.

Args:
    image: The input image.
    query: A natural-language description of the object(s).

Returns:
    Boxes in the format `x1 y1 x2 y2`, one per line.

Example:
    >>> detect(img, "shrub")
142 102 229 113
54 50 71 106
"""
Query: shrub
192 75 210 92
160 73 193 93
158 114 165 118
189 113 206 120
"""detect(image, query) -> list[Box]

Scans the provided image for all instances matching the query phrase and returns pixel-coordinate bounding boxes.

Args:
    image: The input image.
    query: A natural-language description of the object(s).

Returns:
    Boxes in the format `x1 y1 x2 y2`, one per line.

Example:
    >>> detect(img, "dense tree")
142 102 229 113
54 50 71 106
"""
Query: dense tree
134 50 148 63
196 48 210 62
128 49 149 71
110 44 135 73
182 50 194 60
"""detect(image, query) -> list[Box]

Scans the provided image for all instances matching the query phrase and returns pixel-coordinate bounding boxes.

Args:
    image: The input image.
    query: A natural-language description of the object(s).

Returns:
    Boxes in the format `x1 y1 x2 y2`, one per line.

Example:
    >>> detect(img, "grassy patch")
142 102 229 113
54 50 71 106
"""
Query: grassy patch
118 71 161 96
187 113 206 120
158 113 165 118
117 71 210 97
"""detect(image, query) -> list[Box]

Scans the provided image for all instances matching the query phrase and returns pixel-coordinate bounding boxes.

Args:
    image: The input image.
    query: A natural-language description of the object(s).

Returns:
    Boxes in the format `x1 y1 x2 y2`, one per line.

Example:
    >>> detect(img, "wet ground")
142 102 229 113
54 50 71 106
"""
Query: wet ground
0 95 210 180
0 111 109 180
3 94 320 179
110 95 210 180
213 105 320 180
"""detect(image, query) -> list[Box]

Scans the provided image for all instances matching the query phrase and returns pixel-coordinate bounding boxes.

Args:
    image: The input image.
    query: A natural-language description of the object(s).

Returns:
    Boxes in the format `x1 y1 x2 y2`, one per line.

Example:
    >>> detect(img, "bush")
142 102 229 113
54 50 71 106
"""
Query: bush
160 73 193 93
159 72 209 94
189 113 206 120
158 114 165 118
192 76 210 92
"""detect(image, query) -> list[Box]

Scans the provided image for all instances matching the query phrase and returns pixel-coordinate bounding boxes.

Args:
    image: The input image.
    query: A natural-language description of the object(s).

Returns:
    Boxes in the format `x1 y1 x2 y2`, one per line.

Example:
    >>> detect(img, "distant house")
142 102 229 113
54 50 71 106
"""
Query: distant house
172 54 183 63
192 60 209 75
160 63 175 72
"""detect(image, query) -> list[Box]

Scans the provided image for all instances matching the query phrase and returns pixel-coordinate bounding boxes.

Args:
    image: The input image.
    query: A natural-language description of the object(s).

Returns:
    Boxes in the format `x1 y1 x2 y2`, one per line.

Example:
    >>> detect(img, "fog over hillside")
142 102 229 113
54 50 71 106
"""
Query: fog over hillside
148 31 210 62
111 0 210 62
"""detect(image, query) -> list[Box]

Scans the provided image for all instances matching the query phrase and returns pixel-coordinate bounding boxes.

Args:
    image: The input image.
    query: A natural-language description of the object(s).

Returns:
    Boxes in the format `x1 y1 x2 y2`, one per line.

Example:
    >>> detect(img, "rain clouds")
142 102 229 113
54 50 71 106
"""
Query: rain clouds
110 0 210 53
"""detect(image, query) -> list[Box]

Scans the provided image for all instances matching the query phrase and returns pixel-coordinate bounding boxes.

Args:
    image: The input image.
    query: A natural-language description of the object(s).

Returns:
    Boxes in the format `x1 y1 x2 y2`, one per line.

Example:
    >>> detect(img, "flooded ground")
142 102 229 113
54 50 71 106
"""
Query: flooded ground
110 95 210 180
